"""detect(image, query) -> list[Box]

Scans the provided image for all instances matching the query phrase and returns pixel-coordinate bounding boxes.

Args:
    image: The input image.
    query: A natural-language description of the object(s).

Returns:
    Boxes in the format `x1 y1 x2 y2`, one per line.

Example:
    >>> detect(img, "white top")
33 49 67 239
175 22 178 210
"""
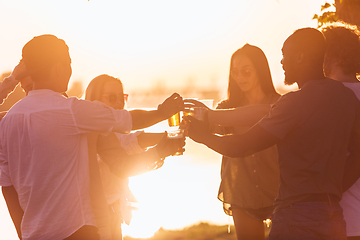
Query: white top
0 89 132 240
341 81 360 237
116 131 145 156
99 131 145 206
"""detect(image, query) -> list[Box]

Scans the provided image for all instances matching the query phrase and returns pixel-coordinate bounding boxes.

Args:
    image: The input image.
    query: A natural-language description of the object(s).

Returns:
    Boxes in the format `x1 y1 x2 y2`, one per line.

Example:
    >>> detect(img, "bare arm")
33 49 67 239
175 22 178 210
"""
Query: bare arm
208 104 272 127
0 76 19 104
0 61 30 104
2 186 23 239
187 116 279 158
129 109 165 130
130 93 183 130
184 99 273 127
136 132 164 148
97 132 185 177
97 133 159 177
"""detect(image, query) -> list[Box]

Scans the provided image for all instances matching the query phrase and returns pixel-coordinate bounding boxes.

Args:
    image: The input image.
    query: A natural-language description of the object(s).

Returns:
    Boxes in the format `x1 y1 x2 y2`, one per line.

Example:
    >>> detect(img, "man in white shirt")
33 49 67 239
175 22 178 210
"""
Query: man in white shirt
0 34 184 240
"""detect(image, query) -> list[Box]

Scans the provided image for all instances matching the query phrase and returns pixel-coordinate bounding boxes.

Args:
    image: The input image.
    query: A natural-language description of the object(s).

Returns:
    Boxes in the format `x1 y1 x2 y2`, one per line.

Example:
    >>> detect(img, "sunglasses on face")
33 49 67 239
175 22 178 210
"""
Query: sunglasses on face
102 93 129 103
231 67 252 78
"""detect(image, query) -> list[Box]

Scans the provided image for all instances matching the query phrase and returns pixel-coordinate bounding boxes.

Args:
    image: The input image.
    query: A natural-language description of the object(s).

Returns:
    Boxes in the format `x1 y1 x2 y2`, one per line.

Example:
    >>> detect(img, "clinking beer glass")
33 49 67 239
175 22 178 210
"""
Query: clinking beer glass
168 112 180 127
183 107 206 120
167 129 184 156
167 112 184 155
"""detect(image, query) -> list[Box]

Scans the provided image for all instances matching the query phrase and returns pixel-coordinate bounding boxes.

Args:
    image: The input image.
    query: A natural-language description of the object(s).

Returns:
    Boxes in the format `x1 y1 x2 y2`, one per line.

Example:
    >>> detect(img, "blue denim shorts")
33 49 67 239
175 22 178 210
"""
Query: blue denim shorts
269 202 346 240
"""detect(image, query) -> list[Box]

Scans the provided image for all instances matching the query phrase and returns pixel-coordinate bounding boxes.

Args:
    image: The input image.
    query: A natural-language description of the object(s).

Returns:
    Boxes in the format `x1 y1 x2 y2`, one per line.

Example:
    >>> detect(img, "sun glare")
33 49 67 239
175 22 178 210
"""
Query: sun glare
122 154 226 238
121 121 226 238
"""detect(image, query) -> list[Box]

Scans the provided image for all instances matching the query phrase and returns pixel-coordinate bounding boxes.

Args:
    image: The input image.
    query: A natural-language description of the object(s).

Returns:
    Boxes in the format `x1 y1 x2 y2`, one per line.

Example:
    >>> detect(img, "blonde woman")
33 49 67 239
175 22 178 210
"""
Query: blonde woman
85 74 179 239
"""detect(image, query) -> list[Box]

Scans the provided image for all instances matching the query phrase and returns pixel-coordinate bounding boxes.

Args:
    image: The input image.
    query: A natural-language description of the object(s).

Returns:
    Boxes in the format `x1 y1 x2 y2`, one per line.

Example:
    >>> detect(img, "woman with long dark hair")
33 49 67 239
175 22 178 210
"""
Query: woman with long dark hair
186 44 280 239
215 44 280 240
184 44 280 239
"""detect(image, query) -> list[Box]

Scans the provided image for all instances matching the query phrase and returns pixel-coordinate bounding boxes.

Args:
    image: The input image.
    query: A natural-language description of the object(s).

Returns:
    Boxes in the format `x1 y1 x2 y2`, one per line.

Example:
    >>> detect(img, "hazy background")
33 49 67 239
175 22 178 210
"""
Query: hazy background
0 0 329 238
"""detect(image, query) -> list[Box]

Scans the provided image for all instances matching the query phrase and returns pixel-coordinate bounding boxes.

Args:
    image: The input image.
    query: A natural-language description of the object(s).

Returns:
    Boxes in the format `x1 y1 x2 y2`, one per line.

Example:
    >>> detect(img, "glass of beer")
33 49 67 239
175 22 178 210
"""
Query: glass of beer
168 112 180 127
167 129 184 156
184 107 206 121
183 109 193 117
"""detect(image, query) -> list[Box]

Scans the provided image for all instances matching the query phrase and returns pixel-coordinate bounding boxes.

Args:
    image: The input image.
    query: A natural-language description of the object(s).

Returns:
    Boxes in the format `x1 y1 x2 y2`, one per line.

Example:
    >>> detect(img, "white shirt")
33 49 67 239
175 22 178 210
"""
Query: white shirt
341 82 360 237
0 89 132 240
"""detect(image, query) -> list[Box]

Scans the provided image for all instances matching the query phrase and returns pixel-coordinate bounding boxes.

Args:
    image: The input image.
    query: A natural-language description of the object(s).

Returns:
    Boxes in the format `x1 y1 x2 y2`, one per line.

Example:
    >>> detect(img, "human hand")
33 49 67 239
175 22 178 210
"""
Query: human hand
184 99 210 110
11 61 29 81
157 93 184 119
155 131 186 158
10 61 33 95
0 61 31 104
184 115 211 144
179 117 189 136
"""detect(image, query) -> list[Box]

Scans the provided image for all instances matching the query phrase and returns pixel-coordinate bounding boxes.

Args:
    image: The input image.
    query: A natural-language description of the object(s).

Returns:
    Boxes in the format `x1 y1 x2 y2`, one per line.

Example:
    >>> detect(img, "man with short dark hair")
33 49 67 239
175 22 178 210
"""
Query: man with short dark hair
187 28 360 239
0 34 184 240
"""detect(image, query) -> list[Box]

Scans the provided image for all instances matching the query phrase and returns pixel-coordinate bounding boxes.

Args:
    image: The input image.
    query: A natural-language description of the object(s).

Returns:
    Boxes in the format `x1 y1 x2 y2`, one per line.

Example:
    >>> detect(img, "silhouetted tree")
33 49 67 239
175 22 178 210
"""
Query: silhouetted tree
313 0 360 27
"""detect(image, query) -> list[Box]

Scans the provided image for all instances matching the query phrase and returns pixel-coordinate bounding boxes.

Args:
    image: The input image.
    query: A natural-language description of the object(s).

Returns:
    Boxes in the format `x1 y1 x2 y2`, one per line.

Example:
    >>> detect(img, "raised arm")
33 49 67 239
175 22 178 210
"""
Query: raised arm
184 99 273 127
130 93 184 130
0 76 19 104
0 61 28 104
208 104 272 127
186 115 279 158
71 92 182 135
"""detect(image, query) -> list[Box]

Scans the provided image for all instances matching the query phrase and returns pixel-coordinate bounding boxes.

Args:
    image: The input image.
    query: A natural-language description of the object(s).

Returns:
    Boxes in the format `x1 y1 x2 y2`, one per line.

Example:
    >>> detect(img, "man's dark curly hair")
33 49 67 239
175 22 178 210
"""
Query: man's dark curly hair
322 22 360 76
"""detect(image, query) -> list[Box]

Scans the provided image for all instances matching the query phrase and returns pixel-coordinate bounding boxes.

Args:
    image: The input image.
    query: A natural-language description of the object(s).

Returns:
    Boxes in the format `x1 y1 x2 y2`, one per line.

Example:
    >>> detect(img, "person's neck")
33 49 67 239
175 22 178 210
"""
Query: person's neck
328 68 359 83
296 68 325 89
243 87 266 105
32 81 62 93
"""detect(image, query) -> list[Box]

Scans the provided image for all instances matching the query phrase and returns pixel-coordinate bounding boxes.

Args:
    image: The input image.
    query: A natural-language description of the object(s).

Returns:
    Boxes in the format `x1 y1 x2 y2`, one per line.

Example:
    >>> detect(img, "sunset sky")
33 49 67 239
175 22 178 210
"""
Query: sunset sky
0 0 330 239
0 0 329 92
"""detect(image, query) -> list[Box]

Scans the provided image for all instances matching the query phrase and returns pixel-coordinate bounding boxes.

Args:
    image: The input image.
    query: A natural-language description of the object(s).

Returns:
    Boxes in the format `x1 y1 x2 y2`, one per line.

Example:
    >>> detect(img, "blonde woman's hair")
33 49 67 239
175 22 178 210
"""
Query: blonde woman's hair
85 74 124 101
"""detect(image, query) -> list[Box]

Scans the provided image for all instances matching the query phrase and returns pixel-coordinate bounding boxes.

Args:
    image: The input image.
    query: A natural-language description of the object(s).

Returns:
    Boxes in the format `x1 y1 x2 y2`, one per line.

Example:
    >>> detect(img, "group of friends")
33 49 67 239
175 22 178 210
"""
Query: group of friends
0 21 359 240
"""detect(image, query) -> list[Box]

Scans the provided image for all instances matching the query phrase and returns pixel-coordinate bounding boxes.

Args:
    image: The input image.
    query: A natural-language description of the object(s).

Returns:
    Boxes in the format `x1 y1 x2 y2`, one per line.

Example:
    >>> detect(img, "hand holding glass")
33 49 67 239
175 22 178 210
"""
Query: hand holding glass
167 129 184 156
184 107 207 121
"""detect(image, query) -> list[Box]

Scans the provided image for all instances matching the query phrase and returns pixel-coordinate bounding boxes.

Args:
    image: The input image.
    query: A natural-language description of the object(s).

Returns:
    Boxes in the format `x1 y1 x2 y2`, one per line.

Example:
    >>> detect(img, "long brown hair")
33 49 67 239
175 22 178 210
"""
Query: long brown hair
218 44 278 109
